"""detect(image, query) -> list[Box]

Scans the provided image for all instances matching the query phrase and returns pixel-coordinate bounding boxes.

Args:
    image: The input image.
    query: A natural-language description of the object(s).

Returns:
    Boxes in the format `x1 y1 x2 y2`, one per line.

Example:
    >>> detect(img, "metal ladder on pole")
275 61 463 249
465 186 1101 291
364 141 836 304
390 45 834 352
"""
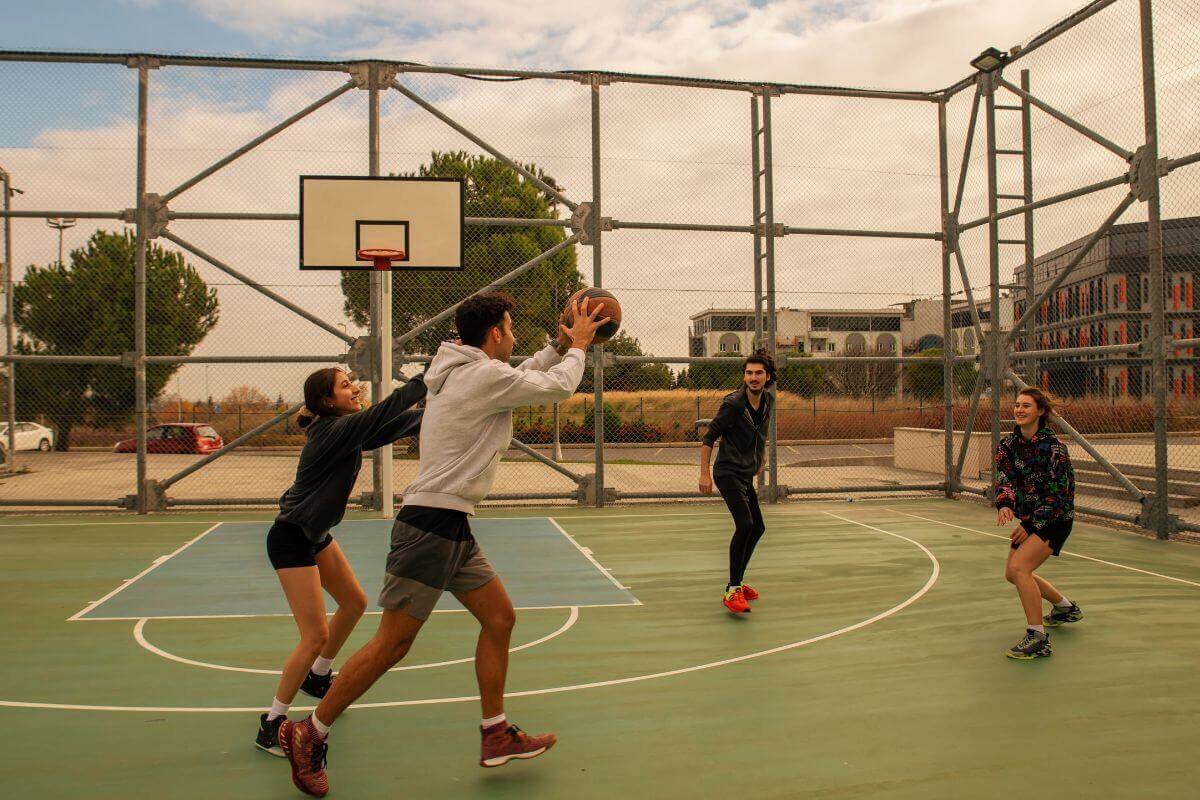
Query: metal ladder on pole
993 69 1037 385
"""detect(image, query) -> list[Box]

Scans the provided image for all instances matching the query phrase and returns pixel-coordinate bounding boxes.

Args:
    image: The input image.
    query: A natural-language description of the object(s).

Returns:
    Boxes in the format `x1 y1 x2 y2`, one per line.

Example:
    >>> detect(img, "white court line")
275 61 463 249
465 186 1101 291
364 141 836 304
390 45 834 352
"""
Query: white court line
547 510 727 521
0 520 227 528
0 514 939 712
77 601 635 622
885 508 1200 590
132 606 581 675
67 523 224 622
547 516 638 597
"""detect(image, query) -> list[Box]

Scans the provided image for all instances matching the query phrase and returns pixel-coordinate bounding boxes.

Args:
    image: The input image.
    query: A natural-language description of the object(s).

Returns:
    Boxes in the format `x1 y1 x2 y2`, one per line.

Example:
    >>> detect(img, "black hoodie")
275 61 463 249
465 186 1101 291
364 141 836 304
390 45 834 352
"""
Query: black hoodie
276 377 427 541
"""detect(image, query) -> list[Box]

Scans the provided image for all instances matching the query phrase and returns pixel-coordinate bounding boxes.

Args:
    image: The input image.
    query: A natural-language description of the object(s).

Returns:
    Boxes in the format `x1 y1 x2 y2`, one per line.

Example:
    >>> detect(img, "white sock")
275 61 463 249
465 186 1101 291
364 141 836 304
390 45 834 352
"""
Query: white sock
481 713 506 729
1053 596 1073 608
311 656 334 676
1027 624 1046 635
312 714 331 740
266 697 289 721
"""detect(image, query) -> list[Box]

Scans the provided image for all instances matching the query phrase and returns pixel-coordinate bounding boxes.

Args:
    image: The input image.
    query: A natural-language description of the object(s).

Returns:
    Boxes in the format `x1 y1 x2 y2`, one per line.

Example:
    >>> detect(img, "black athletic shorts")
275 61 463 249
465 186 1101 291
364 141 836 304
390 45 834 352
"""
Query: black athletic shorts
1011 518 1072 557
267 520 334 570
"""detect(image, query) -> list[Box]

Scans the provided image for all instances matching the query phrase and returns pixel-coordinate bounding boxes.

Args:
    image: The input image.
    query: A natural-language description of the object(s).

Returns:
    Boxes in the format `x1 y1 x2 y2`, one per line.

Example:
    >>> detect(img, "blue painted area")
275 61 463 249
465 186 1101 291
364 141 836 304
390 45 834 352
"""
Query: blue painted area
80 518 637 619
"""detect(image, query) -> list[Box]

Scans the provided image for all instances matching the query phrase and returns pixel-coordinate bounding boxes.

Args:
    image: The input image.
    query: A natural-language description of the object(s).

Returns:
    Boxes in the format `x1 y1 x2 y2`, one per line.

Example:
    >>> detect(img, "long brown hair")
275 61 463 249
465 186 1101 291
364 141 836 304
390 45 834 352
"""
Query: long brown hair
1017 387 1055 425
297 367 345 430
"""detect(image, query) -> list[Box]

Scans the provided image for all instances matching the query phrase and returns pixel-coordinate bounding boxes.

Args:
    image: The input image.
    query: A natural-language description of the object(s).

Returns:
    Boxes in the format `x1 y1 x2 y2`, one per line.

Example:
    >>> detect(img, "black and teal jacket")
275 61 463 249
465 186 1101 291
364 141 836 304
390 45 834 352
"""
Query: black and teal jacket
994 425 1075 531
703 386 772 481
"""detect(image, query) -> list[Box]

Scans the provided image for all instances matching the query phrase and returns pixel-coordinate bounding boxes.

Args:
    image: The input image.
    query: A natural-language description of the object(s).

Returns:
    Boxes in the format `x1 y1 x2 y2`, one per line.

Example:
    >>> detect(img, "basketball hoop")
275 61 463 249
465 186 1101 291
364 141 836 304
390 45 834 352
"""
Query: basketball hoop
357 248 406 271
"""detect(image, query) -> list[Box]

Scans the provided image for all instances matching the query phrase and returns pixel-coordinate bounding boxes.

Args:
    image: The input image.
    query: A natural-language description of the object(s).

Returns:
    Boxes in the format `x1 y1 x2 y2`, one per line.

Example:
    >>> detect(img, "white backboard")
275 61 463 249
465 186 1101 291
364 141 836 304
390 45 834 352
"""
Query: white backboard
299 176 464 270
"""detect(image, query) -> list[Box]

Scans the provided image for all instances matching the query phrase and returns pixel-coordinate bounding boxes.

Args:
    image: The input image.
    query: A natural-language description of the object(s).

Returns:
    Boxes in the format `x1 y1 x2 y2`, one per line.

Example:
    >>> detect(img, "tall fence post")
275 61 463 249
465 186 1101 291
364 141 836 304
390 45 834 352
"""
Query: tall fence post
1139 0 1170 539
938 99 953 496
590 74 605 507
762 87 780 500
134 59 151 514
751 94 766 493
0 167 16 467
368 62 394 518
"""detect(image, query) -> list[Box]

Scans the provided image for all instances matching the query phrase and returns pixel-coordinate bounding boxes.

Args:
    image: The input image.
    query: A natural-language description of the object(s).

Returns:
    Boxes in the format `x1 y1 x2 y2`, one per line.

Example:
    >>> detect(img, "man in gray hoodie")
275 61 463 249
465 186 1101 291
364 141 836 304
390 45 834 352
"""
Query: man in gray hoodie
280 292 609 797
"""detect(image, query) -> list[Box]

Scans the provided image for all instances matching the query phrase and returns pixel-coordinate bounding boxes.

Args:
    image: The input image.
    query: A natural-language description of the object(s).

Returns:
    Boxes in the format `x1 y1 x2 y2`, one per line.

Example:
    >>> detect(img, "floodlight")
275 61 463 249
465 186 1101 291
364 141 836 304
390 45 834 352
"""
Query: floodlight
970 47 1008 73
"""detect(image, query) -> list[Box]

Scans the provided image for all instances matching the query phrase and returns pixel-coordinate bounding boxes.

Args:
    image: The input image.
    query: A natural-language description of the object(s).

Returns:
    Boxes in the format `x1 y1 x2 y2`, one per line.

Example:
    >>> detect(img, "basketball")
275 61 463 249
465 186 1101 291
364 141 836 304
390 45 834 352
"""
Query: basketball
565 288 622 344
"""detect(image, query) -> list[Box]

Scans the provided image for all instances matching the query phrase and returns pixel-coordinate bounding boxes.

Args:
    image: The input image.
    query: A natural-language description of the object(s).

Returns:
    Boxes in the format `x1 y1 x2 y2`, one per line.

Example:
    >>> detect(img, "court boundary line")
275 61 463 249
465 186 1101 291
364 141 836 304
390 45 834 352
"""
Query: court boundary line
0 520 228 528
547 516 638 595
3 496 921 529
75 602 634 622
132 606 581 675
68 522 224 622
0 512 939 712
885 507 1200 589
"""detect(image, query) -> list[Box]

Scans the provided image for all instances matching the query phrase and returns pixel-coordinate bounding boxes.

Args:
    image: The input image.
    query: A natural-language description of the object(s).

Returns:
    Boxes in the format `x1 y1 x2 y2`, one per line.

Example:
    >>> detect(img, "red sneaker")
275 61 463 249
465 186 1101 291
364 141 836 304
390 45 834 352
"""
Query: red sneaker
741 584 760 601
723 586 751 614
480 722 557 768
279 717 329 797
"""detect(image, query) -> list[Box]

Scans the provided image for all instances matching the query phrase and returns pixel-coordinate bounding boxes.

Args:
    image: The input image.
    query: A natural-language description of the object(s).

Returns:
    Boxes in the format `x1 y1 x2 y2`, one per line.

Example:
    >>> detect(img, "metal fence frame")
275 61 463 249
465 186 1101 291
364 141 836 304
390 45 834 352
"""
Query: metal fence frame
0 0 1196 539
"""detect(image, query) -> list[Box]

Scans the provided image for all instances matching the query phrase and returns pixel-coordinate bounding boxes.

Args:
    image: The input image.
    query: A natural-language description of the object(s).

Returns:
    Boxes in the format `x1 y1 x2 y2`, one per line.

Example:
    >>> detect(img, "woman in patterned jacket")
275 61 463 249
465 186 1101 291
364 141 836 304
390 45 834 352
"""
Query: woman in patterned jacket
994 387 1082 660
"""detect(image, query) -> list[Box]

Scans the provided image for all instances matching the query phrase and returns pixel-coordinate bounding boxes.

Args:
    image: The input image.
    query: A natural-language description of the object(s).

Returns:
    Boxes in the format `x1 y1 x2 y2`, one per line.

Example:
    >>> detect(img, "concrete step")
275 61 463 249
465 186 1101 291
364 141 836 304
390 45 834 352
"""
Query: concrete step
976 463 1200 509
1073 479 1200 508
1073 459 1200 484
1073 466 1200 497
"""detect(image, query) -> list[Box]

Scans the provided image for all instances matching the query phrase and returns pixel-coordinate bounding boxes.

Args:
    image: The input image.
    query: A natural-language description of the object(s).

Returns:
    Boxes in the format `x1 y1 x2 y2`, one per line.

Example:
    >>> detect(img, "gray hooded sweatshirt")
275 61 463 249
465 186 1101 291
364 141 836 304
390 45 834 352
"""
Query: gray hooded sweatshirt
402 341 585 513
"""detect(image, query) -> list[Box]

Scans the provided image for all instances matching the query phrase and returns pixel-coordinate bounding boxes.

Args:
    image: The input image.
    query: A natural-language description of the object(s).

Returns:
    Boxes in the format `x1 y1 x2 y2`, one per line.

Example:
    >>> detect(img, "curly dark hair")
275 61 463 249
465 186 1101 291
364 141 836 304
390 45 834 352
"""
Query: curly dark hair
743 349 776 387
455 292 517 347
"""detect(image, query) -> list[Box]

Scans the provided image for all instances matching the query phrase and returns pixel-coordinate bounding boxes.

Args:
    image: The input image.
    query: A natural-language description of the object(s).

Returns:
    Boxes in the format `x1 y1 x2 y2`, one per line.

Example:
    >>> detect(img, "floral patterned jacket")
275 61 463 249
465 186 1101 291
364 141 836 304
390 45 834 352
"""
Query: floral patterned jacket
994 425 1075 531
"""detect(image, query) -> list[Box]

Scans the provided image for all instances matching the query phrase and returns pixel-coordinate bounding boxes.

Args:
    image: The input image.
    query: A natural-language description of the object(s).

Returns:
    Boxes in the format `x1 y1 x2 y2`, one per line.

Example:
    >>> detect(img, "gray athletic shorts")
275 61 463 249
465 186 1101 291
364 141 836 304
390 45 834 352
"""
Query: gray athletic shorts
377 507 496 620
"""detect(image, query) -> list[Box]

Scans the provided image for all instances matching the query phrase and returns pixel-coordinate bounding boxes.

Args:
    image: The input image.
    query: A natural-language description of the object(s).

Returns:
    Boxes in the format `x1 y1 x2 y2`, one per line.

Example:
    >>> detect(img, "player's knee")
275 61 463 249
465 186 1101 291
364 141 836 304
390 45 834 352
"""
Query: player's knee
381 632 416 663
1004 564 1024 584
754 521 766 536
302 625 330 653
342 588 368 617
485 607 516 635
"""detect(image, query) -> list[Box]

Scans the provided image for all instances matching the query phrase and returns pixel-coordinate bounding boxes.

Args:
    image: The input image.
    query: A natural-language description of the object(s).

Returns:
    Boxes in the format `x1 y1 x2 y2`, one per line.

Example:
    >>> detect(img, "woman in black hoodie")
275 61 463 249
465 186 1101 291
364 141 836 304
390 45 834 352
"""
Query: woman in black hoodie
254 368 425 756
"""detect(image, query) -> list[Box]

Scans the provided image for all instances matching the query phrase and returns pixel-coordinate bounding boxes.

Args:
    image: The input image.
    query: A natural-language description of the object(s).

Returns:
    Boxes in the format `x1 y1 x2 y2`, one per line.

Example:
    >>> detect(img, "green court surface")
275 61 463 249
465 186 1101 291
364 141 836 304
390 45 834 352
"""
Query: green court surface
3 498 1199 799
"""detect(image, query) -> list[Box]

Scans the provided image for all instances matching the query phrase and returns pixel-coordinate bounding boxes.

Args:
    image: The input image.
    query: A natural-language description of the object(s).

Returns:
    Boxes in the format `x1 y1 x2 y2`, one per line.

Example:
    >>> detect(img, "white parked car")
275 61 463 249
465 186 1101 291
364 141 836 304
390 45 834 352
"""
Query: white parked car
0 422 56 452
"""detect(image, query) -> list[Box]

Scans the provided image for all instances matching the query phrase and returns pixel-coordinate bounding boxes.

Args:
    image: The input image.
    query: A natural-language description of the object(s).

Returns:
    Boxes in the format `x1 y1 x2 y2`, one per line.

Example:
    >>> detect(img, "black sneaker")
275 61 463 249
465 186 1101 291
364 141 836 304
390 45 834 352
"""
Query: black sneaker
1005 630 1052 660
1043 602 1083 627
300 669 334 699
255 713 287 757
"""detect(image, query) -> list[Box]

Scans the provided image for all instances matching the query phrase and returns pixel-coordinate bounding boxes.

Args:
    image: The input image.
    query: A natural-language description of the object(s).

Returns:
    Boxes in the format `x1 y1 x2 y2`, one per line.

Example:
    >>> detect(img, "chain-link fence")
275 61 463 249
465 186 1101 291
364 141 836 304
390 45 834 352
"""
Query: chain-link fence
0 0 1196 537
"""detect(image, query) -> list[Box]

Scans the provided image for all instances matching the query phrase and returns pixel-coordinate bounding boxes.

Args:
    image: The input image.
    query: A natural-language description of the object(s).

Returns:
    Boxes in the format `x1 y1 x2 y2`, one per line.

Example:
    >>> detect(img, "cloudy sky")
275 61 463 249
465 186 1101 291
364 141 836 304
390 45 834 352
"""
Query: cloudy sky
1 0 1195 402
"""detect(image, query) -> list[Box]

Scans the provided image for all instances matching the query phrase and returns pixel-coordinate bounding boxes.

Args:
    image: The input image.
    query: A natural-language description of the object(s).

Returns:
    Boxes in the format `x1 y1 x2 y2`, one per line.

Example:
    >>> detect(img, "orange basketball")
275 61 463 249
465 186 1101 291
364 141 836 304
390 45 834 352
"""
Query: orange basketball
565 288 622 344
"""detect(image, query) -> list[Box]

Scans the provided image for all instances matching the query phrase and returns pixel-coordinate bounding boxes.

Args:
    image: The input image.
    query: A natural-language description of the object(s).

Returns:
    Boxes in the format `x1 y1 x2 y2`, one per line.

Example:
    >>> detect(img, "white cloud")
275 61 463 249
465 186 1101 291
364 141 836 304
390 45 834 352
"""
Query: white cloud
175 0 1094 91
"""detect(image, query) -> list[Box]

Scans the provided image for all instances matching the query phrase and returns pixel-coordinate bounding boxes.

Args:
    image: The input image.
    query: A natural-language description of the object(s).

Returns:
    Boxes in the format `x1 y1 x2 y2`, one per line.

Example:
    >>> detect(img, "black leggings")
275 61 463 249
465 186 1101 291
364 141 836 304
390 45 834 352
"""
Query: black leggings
716 475 766 587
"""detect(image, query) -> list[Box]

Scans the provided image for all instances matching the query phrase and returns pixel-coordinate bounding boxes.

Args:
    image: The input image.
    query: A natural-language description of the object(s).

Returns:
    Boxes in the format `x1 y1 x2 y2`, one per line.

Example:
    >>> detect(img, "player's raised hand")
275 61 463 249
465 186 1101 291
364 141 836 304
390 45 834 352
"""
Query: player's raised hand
560 297 611 350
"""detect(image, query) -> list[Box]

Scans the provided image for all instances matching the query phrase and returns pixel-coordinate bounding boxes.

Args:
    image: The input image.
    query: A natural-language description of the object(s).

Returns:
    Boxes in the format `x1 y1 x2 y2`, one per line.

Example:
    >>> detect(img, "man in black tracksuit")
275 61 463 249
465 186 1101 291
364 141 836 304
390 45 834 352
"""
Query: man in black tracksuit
699 351 775 614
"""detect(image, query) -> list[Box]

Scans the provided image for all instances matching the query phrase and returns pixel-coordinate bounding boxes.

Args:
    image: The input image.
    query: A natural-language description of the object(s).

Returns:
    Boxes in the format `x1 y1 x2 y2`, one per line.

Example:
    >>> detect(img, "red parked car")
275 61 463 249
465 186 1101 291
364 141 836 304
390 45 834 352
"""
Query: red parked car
114 423 224 454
